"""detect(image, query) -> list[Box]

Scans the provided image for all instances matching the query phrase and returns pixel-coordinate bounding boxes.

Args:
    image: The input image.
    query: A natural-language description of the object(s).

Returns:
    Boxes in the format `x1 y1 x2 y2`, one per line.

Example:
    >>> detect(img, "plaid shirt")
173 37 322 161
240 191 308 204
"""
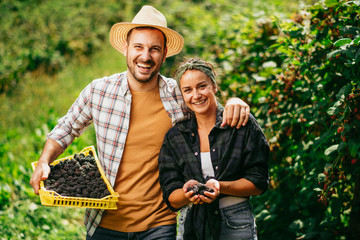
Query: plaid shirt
47 71 188 236
158 106 269 239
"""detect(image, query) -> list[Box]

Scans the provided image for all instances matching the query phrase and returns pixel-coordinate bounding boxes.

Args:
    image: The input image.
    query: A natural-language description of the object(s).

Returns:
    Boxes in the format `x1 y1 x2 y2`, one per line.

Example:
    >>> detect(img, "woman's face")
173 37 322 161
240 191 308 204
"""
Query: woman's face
180 70 218 115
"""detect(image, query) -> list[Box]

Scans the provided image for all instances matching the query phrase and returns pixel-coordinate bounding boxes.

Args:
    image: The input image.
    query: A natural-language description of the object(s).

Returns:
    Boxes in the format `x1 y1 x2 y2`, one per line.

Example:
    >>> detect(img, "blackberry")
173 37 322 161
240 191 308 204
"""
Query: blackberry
187 183 214 197
43 153 111 199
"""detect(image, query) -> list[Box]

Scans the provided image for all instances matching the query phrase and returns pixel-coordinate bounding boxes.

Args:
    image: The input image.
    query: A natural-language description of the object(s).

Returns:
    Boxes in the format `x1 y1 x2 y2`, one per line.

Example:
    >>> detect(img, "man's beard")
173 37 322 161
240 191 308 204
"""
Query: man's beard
127 59 162 84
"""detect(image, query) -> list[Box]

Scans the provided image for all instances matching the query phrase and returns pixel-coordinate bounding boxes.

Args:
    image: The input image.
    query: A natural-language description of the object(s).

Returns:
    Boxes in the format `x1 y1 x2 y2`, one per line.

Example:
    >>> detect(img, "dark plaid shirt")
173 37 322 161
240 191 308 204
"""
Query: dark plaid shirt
158 106 269 239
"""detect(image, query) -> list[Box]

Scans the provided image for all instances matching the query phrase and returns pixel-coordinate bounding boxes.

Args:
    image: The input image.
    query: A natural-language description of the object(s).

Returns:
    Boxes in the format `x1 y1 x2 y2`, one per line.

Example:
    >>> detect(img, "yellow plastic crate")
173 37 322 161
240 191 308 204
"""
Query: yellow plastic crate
31 146 119 209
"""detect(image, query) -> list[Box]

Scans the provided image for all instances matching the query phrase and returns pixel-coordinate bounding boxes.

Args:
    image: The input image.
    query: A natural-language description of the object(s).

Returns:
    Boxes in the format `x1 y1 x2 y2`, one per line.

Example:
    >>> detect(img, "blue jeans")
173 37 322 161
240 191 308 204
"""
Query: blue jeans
86 224 177 240
219 201 258 240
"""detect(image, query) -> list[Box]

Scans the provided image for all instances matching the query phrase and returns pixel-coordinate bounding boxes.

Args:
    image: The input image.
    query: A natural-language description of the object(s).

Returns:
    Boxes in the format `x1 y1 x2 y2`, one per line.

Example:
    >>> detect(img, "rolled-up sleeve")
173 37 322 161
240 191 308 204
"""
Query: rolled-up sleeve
158 129 185 212
242 117 270 192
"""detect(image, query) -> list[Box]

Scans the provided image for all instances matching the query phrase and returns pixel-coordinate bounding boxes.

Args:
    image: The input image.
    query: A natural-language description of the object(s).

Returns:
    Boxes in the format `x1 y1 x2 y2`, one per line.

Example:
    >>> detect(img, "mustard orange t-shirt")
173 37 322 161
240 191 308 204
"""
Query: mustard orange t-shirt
99 87 176 232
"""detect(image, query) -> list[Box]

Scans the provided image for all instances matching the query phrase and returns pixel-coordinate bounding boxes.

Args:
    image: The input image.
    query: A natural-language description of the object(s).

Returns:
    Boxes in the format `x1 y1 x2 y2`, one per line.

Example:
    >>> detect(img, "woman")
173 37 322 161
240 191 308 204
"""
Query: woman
158 58 269 240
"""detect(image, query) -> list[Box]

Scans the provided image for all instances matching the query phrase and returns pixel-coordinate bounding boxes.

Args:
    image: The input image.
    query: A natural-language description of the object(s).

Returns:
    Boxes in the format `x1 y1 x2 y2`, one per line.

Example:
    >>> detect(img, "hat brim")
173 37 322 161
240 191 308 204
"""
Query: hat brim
110 23 184 58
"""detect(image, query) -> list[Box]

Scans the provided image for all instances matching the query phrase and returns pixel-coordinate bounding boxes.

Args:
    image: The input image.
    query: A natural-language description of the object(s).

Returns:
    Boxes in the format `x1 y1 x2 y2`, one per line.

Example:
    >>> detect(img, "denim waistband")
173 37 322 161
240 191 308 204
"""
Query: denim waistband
219 199 252 215
219 196 249 209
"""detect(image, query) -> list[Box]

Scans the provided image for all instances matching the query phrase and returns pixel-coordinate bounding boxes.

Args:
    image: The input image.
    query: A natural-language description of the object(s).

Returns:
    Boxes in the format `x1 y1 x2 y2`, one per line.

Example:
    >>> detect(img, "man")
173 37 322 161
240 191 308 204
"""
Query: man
30 5 250 239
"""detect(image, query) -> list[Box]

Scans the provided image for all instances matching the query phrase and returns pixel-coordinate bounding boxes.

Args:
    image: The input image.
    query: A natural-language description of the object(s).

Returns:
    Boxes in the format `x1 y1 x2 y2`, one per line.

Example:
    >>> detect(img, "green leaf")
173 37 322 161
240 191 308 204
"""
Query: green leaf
324 144 339 156
262 61 277 68
355 49 360 63
252 74 267 82
348 140 360 157
290 219 304 231
325 0 339 7
327 49 343 59
327 107 338 115
344 46 358 59
327 100 342 115
310 3 324 10
329 181 339 188
333 38 352 47
348 0 360 6
340 26 360 36
354 36 360 45
336 83 352 99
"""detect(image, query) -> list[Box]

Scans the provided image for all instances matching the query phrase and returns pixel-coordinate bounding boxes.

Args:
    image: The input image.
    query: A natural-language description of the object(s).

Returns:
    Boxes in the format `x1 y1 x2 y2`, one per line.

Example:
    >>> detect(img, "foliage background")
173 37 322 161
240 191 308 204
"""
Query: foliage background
1 0 359 239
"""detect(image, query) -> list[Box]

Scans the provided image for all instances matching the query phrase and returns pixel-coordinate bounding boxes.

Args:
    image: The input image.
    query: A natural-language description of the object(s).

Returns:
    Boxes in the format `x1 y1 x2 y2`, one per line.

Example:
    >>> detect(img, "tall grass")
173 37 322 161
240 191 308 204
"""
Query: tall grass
0 43 126 239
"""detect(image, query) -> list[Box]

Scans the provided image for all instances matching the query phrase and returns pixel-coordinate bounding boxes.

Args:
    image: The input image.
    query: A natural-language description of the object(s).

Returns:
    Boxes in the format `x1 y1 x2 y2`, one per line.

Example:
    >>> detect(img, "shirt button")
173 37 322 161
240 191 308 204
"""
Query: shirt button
191 133 195 136
212 149 216 152
195 152 198 156
215 210 219 215
215 166 218 170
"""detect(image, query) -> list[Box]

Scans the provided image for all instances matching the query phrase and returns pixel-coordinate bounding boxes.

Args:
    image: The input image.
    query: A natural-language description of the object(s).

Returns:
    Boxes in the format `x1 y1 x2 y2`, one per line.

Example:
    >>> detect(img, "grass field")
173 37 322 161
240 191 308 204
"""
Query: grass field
0 42 126 239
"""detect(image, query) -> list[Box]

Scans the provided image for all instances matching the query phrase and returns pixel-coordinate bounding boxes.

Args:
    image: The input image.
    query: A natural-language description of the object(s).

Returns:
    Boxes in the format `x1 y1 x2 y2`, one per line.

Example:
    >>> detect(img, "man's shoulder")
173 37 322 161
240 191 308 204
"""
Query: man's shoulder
91 72 126 86
159 74 178 89
86 72 128 95
160 74 176 83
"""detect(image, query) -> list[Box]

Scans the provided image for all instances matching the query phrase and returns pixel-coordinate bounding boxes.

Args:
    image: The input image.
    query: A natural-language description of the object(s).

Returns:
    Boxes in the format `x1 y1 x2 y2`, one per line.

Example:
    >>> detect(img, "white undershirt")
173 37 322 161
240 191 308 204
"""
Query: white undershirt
200 152 215 179
200 152 248 209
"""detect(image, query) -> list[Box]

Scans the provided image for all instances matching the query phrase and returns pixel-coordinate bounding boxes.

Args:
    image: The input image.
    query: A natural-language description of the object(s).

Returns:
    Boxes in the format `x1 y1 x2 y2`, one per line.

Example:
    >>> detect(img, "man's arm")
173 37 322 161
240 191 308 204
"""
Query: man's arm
221 97 250 129
30 138 64 195
30 80 95 195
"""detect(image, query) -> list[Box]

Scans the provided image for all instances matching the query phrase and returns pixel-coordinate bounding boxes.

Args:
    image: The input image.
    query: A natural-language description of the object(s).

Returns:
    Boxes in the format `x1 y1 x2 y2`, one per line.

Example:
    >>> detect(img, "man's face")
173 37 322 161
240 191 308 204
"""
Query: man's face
125 28 167 84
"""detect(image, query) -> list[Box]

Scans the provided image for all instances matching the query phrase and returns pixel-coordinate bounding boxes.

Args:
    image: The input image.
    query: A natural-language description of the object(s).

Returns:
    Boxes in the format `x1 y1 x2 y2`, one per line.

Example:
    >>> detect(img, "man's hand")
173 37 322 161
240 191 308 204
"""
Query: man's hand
29 138 63 195
221 98 250 129
30 162 50 195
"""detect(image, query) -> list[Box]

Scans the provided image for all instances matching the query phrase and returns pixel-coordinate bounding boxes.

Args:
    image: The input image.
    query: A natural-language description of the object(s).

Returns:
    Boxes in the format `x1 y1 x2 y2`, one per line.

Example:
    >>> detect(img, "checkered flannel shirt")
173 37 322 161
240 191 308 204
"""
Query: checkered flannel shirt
47 71 188 236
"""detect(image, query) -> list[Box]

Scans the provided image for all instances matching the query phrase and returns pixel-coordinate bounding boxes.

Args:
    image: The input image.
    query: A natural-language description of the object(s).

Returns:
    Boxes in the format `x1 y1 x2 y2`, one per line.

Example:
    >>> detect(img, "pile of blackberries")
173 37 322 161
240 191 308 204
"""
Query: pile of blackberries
187 183 214 197
44 151 110 199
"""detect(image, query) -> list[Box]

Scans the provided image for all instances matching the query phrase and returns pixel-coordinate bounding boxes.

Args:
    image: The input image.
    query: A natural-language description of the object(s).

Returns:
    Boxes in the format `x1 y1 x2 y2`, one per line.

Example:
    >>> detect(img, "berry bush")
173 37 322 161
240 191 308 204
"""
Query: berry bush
201 0 360 238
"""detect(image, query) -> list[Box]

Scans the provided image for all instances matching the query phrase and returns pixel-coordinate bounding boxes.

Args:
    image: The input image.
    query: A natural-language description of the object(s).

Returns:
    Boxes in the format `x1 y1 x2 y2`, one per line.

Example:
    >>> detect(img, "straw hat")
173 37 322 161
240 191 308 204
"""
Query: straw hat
110 5 184 58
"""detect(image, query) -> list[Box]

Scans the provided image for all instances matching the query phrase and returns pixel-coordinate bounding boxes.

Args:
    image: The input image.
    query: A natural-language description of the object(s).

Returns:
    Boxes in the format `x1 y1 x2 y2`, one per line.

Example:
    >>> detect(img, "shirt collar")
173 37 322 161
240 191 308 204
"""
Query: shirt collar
119 71 130 96
119 71 176 96
176 104 226 132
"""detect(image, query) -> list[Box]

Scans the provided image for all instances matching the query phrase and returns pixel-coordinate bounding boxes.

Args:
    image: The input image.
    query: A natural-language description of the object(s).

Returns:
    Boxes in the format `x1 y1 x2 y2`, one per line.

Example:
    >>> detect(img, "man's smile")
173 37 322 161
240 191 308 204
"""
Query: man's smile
137 63 152 69
193 99 207 105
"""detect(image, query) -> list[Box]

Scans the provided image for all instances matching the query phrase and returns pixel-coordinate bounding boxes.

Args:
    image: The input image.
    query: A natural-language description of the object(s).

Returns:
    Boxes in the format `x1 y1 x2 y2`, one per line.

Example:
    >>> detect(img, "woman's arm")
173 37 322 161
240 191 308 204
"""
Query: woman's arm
169 189 190 209
158 130 190 211
219 178 264 196
200 178 261 203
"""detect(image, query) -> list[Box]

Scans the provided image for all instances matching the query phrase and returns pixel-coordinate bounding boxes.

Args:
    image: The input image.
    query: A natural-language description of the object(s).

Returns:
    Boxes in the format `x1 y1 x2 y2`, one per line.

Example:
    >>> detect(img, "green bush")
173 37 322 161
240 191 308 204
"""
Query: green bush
159 0 307 76
0 0 125 93
197 0 360 238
